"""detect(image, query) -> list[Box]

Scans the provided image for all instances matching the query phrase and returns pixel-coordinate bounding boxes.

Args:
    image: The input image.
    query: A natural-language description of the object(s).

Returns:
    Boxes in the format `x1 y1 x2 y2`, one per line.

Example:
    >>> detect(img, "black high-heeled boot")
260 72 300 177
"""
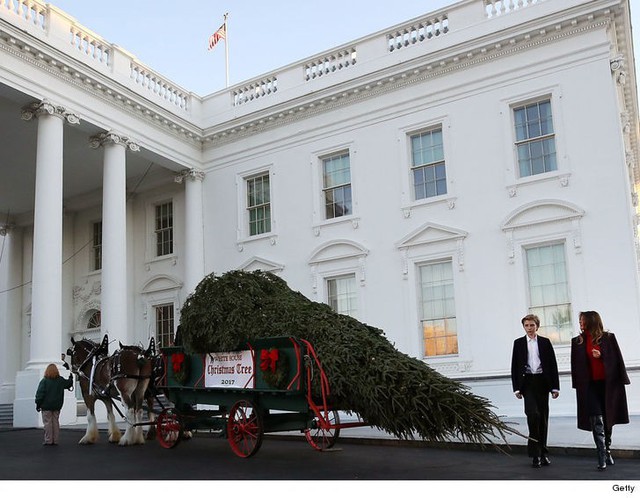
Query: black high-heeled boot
605 427 614 465
590 416 607 470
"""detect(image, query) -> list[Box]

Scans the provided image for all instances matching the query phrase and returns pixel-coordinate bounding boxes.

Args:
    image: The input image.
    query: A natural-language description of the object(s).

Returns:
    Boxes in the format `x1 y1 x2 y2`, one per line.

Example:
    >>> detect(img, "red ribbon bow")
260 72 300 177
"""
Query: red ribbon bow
260 349 279 373
172 352 185 372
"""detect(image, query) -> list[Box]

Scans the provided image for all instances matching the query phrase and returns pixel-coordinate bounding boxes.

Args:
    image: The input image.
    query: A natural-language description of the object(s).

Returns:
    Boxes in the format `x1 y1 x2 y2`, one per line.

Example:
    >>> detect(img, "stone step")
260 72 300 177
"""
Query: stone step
0 403 13 427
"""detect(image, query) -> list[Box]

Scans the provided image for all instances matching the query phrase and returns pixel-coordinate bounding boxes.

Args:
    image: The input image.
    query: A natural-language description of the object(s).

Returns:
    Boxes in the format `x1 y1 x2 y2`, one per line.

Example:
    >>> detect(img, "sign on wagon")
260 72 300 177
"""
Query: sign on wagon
205 350 254 388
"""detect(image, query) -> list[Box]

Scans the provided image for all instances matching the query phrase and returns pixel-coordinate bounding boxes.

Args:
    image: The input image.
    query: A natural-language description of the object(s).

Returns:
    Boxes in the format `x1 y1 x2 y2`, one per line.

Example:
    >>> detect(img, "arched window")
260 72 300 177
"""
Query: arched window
87 310 101 329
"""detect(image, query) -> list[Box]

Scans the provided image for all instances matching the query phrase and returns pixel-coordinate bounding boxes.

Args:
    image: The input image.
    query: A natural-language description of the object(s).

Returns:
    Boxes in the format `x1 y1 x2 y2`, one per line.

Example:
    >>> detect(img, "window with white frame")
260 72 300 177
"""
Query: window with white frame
327 274 358 318
411 127 447 200
419 260 458 357
246 173 271 236
155 303 175 348
514 99 557 178
525 242 572 343
322 152 352 219
155 202 173 257
91 221 102 271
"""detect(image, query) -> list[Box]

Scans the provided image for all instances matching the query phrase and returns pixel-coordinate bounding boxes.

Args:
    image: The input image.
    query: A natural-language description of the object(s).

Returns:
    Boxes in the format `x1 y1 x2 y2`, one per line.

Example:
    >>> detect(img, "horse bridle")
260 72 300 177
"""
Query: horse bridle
67 340 106 382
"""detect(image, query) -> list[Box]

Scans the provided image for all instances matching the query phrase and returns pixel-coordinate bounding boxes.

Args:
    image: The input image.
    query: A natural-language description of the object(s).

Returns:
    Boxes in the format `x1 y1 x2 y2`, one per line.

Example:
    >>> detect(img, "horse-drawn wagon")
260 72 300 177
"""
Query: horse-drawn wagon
156 336 367 457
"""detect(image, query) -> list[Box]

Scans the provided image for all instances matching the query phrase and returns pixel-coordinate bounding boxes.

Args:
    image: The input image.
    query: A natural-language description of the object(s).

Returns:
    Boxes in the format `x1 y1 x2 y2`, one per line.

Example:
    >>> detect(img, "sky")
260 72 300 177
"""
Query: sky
47 0 640 98
48 0 457 95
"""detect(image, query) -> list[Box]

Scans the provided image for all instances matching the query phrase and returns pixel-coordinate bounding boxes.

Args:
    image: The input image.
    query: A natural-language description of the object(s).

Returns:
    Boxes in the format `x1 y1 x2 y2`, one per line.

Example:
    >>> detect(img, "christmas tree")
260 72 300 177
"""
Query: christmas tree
179 270 518 445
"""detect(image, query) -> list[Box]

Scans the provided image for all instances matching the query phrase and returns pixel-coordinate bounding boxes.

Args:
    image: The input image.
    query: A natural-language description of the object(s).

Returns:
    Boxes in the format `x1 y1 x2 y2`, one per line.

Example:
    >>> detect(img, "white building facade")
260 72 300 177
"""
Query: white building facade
1 0 639 428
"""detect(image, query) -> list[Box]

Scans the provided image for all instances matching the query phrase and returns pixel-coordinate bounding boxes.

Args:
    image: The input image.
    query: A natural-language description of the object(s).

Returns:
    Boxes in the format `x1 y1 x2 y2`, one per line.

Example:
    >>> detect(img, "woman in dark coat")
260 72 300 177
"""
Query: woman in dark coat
571 311 630 470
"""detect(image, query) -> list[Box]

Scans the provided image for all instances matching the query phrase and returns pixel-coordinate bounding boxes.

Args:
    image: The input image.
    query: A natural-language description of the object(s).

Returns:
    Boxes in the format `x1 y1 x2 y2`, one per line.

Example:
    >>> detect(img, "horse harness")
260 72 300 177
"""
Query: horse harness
69 339 155 399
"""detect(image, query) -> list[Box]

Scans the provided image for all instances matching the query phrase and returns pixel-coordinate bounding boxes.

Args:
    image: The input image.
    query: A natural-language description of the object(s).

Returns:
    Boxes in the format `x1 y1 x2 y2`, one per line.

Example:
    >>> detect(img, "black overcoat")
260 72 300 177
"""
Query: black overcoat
511 335 560 393
570 332 630 431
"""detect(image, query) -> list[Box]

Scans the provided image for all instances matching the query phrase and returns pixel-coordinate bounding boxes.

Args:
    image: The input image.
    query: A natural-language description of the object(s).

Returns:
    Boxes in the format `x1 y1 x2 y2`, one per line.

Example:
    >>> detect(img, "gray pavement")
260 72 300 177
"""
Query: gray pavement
341 415 640 458
0 414 638 497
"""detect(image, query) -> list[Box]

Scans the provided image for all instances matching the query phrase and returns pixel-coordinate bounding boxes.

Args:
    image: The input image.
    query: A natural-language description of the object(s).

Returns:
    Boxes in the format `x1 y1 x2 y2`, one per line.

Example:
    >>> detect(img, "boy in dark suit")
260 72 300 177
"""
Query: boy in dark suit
511 314 560 468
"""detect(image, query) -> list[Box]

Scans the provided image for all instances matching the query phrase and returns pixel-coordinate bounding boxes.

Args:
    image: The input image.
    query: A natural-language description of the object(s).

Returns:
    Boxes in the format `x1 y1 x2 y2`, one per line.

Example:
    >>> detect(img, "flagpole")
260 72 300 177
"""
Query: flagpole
224 12 229 88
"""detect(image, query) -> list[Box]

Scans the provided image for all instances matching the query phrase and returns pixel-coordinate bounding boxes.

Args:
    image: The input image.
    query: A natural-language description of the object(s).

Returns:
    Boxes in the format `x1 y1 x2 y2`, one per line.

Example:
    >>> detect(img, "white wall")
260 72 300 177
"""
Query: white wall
196 22 640 417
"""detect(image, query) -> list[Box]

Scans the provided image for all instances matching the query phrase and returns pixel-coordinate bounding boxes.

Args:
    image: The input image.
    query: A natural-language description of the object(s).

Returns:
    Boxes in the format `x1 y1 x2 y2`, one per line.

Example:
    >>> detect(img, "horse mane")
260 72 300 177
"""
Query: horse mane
77 337 99 347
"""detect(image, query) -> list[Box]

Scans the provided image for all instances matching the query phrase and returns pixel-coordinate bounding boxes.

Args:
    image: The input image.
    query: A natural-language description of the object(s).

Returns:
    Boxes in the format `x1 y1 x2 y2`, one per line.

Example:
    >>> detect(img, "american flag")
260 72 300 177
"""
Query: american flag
208 23 226 51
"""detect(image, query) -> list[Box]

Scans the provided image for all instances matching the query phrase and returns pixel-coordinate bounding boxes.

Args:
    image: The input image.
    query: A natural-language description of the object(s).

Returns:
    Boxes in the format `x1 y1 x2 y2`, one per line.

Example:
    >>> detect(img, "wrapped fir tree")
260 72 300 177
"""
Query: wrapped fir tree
179 270 519 445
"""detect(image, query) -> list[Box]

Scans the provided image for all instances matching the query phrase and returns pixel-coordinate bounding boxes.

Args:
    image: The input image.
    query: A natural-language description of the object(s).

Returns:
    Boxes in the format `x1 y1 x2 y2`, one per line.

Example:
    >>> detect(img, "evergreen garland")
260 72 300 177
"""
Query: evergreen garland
179 270 520 445
259 347 290 390
171 352 190 385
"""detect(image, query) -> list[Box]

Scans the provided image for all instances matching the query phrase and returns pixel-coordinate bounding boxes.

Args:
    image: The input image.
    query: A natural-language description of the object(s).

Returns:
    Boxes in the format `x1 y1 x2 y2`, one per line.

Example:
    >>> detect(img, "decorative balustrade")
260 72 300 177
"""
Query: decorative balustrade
69 25 110 66
484 0 546 18
232 76 278 106
130 63 190 110
387 15 449 52
1 0 561 118
1 0 45 29
304 48 357 80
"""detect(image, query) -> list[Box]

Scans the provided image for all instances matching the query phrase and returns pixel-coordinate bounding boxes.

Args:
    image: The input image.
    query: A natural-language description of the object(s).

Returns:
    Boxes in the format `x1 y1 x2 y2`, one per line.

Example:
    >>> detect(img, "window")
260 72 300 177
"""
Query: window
411 128 447 200
323 152 352 219
246 173 271 236
155 202 173 257
327 274 357 318
87 310 101 329
419 261 458 357
155 304 175 348
525 243 572 343
92 221 102 271
514 99 557 178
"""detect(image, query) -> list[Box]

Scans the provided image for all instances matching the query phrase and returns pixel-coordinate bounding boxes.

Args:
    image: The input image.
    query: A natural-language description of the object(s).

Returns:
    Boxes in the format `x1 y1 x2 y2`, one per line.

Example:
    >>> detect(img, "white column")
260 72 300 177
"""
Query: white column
90 132 139 347
176 169 206 295
0 225 22 404
14 101 79 427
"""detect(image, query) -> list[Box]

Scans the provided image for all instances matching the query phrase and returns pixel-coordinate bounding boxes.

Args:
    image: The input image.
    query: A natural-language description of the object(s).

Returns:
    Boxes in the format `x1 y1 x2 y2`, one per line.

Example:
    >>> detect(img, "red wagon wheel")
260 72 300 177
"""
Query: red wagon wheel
156 408 183 449
227 399 264 458
305 409 340 451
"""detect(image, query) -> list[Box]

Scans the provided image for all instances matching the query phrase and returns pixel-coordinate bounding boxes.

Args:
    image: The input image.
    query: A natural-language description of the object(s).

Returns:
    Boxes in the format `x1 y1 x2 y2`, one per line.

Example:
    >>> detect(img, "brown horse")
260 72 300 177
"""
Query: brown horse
66 335 122 444
67 335 154 445
116 338 164 441
110 342 154 445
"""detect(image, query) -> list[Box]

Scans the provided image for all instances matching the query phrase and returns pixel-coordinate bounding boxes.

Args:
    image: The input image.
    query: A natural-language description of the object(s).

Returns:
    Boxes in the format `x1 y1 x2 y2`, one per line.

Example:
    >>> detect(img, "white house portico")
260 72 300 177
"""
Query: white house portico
1 0 640 429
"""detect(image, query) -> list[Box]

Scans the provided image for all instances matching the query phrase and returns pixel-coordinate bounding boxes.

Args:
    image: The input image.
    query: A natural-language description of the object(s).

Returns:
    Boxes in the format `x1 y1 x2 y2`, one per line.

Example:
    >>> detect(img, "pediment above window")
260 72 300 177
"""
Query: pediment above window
396 222 467 250
501 200 584 230
396 222 467 275
308 240 369 293
141 274 183 294
308 239 369 264
237 256 284 273
501 200 586 262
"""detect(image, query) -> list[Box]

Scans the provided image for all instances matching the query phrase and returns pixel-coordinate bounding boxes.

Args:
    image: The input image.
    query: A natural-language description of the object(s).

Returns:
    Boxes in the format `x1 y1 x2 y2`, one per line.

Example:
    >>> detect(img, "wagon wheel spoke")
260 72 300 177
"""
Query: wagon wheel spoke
227 400 263 458
305 409 340 451
156 408 182 449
